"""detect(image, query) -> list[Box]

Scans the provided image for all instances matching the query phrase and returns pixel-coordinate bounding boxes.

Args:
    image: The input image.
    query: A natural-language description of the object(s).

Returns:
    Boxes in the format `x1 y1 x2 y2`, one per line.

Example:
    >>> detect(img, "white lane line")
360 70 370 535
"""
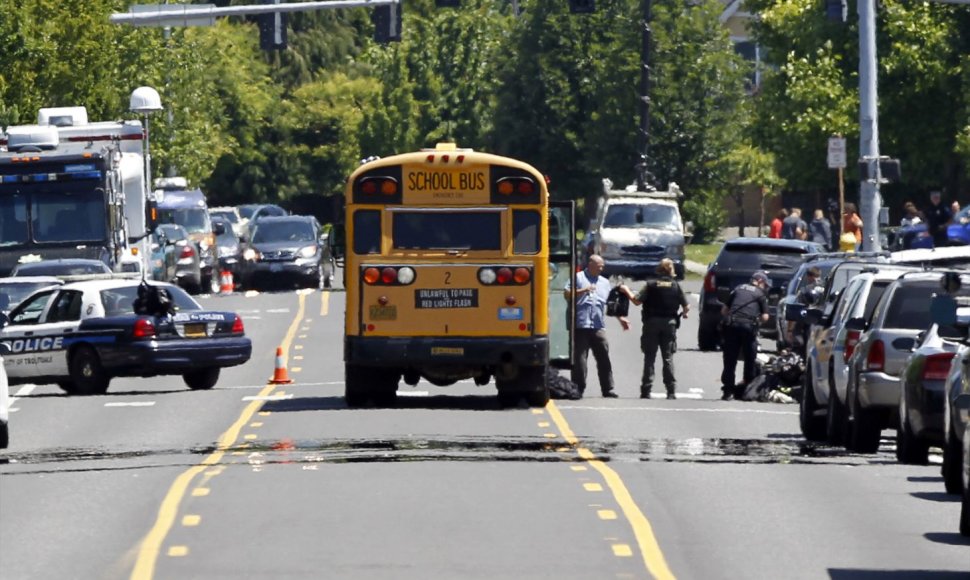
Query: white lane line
672 393 703 399
266 308 292 314
397 391 430 397
105 402 156 407
13 385 37 397
557 405 797 415
242 395 294 401
244 290 260 298
688 388 704 393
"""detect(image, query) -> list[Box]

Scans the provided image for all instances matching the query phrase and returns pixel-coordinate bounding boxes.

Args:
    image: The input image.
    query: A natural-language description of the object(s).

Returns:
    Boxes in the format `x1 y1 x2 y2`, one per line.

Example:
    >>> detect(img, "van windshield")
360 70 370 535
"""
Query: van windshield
158 208 209 234
603 203 680 230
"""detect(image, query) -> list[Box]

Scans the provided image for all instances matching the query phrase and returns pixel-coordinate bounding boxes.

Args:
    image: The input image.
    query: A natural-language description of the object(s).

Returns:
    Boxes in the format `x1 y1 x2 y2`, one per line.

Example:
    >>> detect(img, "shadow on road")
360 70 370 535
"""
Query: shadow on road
910 491 961 503
923 532 970 547
262 394 520 413
830 570 970 579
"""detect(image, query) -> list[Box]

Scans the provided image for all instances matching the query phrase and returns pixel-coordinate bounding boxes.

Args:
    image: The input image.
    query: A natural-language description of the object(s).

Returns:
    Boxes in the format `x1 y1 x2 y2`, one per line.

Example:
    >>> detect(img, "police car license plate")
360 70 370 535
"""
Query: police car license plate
184 323 207 338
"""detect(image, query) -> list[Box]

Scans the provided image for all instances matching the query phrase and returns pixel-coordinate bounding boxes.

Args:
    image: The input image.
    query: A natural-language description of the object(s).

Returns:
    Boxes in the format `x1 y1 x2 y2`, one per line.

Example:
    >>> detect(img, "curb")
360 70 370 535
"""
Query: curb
684 260 708 276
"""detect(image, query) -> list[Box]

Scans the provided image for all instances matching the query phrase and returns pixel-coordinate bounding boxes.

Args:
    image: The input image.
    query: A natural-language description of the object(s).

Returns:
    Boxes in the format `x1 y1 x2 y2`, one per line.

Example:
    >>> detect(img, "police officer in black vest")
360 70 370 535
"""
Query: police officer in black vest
619 259 689 399
720 271 770 400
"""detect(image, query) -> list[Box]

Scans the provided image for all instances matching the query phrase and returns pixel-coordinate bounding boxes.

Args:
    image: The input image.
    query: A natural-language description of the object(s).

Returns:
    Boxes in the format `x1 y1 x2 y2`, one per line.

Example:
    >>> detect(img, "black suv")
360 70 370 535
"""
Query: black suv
697 238 825 351
246 215 336 289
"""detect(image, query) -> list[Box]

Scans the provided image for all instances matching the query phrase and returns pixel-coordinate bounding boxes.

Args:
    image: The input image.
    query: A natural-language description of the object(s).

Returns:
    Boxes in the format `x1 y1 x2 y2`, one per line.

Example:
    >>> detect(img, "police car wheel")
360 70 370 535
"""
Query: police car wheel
70 346 110 395
0 421 8 450
183 368 220 390
57 381 78 395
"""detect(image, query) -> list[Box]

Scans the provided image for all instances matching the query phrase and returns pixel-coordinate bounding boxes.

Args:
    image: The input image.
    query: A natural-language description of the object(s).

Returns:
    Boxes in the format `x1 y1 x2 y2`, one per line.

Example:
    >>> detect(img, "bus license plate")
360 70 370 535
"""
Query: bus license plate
369 305 398 320
184 323 207 338
414 288 478 309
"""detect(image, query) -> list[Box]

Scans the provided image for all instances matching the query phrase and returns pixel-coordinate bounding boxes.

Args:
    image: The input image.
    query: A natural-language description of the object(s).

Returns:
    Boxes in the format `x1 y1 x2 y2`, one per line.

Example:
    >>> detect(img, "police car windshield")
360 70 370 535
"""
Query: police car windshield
603 203 680 229
100 285 201 316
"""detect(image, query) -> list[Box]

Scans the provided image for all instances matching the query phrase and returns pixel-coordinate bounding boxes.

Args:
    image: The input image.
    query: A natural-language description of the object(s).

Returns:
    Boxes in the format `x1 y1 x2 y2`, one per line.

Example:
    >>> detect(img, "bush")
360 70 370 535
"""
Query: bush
683 190 726 244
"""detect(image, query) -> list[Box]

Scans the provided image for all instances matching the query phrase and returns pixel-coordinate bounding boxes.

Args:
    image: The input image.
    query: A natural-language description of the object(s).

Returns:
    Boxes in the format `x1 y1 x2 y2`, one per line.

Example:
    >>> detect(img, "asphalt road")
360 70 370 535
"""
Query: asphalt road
1 280 967 580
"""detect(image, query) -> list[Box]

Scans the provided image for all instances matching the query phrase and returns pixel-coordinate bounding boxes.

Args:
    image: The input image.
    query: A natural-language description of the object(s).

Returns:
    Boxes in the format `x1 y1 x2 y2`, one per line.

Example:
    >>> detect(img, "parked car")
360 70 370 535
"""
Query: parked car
0 340 8 449
775 256 842 350
0 278 252 394
10 258 111 277
0 276 62 314
897 318 966 464
212 216 248 289
155 180 218 293
246 215 333 289
891 246 970 269
844 272 969 452
697 238 825 350
156 223 204 294
961 423 970 536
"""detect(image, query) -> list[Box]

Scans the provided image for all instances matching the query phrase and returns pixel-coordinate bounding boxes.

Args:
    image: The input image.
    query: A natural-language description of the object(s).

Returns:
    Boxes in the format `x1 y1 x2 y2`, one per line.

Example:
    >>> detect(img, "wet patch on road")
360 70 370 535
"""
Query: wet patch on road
0 435 924 471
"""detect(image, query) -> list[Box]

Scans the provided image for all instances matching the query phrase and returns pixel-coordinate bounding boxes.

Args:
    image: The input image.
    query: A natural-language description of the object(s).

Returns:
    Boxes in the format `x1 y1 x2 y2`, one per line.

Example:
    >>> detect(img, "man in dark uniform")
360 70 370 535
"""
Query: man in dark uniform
618 259 689 399
924 190 952 247
720 271 770 400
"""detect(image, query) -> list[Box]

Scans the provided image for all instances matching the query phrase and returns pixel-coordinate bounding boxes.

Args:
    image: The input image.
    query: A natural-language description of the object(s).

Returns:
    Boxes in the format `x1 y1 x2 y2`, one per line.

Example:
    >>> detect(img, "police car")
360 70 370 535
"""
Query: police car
0 279 252 395
1 341 9 448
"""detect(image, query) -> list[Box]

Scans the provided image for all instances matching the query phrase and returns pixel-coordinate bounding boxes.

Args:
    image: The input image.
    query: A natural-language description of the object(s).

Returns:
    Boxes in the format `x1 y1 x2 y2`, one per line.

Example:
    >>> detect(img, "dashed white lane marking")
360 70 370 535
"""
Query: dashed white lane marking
13 385 37 397
105 402 156 407
557 404 797 415
396 391 430 397
266 308 291 313
688 388 704 393
242 394 294 401
672 393 703 399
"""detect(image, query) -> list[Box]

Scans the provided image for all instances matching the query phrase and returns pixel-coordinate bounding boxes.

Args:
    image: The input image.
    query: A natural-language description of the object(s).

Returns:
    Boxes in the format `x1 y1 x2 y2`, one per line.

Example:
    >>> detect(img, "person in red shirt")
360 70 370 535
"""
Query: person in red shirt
768 209 787 239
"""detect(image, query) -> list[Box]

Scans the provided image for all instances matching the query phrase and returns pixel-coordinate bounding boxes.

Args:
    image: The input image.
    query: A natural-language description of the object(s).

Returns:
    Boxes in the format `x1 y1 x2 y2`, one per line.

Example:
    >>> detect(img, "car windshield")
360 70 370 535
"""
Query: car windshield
883 282 970 329
717 247 807 272
0 281 58 312
252 221 315 243
32 189 108 244
211 211 238 224
238 205 259 220
157 225 187 242
789 263 836 294
15 261 109 276
158 208 209 234
0 192 28 247
602 203 680 230
100 284 200 316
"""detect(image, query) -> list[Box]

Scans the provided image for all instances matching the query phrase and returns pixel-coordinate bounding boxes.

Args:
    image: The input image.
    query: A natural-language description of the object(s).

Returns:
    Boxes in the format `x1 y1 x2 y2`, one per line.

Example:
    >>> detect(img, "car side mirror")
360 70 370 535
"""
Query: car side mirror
844 317 866 331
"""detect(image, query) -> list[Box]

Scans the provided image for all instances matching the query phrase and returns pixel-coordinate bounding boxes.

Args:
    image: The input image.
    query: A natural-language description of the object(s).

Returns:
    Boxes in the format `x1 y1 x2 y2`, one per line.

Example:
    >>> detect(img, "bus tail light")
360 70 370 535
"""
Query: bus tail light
359 176 399 196
363 266 416 286
477 266 531 285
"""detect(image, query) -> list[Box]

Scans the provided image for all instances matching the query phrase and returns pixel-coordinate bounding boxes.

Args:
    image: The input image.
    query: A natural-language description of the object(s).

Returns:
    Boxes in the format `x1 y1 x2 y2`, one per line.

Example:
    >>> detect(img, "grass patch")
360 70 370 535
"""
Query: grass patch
685 243 722 266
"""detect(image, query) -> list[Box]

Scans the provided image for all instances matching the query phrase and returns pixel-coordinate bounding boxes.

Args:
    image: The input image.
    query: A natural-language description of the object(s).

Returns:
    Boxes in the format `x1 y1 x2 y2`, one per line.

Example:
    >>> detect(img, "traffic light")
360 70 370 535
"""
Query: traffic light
373 3 402 44
436 0 461 6
569 0 595 13
825 0 847 22
257 0 287 50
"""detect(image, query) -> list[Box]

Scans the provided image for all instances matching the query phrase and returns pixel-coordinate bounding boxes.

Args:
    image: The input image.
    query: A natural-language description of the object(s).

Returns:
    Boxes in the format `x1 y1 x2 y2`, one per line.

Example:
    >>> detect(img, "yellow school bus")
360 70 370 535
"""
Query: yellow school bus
343 143 575 407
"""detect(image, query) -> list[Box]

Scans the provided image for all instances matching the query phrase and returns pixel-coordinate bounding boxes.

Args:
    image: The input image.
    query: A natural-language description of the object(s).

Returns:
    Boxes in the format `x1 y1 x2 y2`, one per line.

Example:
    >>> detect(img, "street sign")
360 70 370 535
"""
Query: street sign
827 137 847 169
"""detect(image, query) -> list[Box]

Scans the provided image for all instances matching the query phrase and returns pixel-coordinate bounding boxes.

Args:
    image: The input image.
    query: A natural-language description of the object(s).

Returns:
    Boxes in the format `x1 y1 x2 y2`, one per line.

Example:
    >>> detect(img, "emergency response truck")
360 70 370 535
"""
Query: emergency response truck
0 92 155 278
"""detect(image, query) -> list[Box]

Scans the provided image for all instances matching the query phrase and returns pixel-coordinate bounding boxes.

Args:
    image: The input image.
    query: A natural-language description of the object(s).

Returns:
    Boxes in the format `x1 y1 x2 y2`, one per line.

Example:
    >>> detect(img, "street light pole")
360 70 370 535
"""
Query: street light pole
858 0 881 251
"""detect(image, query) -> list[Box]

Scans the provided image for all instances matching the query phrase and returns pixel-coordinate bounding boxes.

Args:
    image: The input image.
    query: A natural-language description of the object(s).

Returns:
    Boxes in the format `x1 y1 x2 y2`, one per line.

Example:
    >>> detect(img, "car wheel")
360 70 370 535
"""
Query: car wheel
0 421 7 449
56 381 78 395
70 346 110 395
372 369 400 407
943 427 964 494
799 366 826 442
847 386 881 454
345 364 370 407
961 484 970 537
697 322 719 352
896 403 929 465
183 368 220 390
520 365 550 408
826 375 847 446
496 383 521 408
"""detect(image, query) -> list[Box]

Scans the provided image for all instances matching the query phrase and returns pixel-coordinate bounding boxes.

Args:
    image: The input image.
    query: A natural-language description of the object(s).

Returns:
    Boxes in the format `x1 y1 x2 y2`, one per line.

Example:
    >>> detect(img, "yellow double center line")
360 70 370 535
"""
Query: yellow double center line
129 292 308 580
546 401 676 580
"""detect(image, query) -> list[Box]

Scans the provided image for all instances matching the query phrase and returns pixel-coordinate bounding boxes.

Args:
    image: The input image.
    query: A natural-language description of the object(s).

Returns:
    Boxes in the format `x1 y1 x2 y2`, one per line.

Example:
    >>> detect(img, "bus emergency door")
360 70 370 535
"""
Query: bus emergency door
548 201 575 369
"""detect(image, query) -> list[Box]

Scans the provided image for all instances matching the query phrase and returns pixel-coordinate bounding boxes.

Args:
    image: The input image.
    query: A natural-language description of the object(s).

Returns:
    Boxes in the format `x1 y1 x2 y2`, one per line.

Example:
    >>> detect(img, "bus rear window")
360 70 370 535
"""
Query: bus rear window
512 210 540 254
353 210 381 254
392 211 501 251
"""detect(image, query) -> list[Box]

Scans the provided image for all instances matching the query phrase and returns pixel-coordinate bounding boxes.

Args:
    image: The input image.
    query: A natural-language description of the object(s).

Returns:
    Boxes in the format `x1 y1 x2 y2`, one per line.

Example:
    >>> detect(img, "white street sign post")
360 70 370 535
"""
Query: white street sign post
828 136 847 236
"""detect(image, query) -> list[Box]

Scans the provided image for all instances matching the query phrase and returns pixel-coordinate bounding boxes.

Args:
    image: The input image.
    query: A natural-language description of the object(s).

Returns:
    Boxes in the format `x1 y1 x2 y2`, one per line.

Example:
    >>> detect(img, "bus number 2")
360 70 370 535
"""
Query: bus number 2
444 271 451 285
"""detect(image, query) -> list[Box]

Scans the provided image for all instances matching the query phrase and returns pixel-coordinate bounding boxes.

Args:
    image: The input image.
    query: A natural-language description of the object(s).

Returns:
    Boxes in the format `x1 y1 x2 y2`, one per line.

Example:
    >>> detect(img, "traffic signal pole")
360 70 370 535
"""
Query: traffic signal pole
110 0 396 26
635 0 654 192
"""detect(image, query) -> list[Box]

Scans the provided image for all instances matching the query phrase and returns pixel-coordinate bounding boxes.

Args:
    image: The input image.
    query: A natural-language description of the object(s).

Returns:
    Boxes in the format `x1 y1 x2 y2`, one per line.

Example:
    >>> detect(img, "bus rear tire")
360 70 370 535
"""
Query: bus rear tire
521 366 550 407
345 364 370 407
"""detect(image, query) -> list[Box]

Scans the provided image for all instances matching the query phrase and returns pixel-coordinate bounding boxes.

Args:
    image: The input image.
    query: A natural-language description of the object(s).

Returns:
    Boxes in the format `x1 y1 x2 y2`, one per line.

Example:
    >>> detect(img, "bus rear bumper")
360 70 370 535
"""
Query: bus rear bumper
344 336 549 367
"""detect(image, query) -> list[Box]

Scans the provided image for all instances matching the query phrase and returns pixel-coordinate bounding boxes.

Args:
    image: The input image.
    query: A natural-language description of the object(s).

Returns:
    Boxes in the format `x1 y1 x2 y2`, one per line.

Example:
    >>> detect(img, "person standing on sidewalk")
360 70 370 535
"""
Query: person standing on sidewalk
564 254 625 398
618 259 689 399
720 271 770 400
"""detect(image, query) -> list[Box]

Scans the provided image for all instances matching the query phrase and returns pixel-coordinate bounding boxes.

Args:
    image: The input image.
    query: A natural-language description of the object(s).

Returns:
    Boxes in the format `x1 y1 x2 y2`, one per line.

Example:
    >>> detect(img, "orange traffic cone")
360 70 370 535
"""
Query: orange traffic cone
269 346 294 384
219 270 234 294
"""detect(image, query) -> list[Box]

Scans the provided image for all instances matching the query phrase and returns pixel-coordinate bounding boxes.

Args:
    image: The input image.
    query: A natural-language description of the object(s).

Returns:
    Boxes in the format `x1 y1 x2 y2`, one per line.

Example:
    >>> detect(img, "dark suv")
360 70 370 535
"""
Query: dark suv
698 238 825 351
247 215 335 289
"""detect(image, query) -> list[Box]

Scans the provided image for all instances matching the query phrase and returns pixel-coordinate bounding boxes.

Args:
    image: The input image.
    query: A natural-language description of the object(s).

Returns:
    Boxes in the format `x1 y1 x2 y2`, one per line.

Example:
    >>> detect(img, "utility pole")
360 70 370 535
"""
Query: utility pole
858 0 881 251
635 0 654 192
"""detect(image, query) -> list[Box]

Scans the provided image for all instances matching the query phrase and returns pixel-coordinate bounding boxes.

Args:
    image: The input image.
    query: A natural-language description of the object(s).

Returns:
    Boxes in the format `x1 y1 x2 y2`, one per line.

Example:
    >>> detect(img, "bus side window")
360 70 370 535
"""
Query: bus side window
353 209 381 255
512 209 540 254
